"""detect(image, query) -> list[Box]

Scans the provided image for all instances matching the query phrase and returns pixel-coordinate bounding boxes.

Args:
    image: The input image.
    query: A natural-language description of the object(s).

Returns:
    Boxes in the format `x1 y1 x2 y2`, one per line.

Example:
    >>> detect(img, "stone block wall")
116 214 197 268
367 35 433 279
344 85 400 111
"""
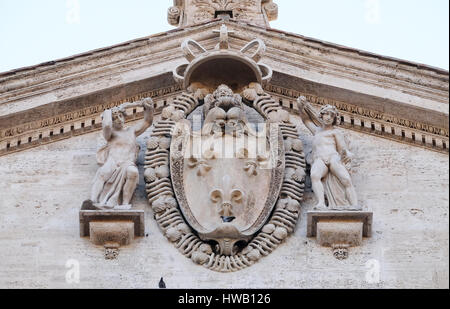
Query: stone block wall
0 117 448 288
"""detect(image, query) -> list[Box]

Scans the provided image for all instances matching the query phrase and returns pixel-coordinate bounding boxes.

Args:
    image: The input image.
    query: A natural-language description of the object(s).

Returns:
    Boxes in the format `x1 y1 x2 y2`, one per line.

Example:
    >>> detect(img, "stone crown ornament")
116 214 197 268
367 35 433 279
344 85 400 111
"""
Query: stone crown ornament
173 24 272 92
144 25 306 272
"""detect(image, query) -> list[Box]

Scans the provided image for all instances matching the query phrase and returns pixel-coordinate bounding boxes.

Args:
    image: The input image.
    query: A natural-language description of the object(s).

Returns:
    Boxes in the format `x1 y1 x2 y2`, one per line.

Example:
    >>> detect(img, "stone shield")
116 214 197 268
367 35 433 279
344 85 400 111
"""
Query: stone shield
170 122 285 255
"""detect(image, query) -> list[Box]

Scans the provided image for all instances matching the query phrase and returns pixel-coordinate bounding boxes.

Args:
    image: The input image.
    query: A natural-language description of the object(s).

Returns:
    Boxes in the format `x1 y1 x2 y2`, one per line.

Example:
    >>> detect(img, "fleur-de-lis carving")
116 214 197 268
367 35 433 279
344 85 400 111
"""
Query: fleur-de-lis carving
188 157 212 177
244 160 258 176
242 153 269 176
210 175 244 222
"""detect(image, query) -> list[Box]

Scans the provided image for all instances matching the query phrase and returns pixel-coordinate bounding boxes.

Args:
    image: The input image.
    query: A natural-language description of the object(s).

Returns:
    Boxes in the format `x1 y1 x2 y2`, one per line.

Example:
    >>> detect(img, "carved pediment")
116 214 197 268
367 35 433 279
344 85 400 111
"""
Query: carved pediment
1 20 447 158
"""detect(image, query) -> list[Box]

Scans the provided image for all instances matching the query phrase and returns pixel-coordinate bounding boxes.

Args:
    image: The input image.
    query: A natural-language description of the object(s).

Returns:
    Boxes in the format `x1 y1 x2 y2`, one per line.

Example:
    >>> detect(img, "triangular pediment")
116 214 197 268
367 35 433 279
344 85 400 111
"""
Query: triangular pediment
0 20 448 156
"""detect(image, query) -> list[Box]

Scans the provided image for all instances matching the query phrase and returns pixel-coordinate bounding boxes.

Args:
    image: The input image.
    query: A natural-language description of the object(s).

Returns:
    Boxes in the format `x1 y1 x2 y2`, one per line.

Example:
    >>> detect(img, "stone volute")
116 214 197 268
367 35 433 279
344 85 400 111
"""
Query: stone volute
168 0 278 28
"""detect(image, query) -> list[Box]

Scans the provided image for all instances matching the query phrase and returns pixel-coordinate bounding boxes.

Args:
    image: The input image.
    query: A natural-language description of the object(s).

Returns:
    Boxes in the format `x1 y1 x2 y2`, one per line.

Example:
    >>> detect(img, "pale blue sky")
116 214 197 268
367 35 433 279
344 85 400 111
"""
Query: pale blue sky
0 0 448 73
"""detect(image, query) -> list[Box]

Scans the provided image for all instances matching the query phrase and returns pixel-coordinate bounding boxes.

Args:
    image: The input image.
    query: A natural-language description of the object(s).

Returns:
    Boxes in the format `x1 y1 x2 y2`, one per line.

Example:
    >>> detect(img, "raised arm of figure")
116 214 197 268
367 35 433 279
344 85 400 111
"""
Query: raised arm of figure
134 98 155 137
102 109 113 141
297 96 319 135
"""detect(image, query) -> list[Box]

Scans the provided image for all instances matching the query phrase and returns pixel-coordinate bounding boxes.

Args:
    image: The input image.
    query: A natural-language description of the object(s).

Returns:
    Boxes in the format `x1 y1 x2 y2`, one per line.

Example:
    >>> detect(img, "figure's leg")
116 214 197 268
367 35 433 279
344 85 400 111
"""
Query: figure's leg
122 166 139 205
91 168 108 203
310 159 328 208
329 160 358 206
90 180 104 203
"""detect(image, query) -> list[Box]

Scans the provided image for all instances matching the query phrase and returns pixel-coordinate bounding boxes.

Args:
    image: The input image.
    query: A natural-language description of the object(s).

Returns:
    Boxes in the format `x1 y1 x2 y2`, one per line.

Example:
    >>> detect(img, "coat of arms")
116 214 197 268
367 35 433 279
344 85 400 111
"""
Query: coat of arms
144 25 306 272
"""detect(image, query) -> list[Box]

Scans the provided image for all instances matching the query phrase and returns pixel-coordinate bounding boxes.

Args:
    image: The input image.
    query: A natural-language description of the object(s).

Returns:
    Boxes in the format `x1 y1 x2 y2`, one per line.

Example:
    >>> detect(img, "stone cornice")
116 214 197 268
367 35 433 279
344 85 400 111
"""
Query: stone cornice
266 83 449 138
0 80 447 157
0 20 448 156
268 71 448 131
1 20 447 105
222 25 448 106
0 23 218 112
0 84 182 157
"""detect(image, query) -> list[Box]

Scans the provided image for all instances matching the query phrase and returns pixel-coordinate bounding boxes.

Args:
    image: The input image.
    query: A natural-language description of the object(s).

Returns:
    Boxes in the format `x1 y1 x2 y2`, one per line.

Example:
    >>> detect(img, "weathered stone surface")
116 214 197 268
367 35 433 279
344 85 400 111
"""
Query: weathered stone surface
0 121 447 288
79 209 145 237
168 0 278 28
1 21 447 158
89 221 135 246
307 211 373 238
0 7 448 288
316 221 364 247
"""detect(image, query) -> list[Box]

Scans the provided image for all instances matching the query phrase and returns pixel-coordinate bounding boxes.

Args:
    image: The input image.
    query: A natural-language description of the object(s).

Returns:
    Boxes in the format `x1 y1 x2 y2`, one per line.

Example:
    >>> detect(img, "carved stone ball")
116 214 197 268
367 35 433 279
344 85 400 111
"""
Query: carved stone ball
177 223 191 235
291 139 304 152
247 249 262 262
286 198 301 213
292 168 306 182
284 139 293 152
152 195 177 213
262 224 276 234
156 165 170 178
199 243 213 255
147 137 160 150
166 227 182 243
172 110 186 122
191 251 209 265
159 137 171 150
242 88 258 101
284 168 296 182
144 168 157 183
273 227 288 240
276 198 288 210
162 106 175 120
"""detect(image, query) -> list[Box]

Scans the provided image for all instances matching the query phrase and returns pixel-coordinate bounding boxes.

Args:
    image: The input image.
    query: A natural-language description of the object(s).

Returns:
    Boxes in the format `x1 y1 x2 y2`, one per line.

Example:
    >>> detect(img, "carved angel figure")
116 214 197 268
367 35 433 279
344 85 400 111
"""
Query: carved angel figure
297 96 358 209
89 98 154 209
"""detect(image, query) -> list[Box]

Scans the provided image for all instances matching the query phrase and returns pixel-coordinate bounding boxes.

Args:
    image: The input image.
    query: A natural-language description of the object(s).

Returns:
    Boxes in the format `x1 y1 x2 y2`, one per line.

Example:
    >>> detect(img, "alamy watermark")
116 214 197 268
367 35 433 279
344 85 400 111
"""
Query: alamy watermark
365 0 381 24
65 259 80 284
365 259 381 284
66 0 80 24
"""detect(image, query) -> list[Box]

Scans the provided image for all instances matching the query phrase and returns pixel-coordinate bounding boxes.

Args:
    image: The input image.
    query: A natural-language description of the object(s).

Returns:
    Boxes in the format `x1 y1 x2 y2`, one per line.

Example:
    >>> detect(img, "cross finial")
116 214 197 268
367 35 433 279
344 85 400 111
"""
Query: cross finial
213 24 235 50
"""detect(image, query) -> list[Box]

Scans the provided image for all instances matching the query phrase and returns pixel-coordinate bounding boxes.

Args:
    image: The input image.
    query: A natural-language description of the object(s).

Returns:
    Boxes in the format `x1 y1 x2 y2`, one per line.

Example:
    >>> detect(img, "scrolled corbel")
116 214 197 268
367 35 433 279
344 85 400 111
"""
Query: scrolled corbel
167 6 182 26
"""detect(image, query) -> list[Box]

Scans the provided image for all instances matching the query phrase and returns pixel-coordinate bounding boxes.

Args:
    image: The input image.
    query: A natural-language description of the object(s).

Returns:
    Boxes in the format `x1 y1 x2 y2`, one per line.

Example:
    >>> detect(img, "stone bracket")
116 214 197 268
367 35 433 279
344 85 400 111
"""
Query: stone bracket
307 211 372 238
307 211 373 260
79 210 145 237
79 210 145 260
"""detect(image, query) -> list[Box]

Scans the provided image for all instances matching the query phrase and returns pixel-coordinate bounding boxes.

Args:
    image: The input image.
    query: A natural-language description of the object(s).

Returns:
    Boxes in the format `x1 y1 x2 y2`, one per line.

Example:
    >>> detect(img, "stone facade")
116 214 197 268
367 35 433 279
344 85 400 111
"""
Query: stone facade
0 116 447 288
0 3 448 288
